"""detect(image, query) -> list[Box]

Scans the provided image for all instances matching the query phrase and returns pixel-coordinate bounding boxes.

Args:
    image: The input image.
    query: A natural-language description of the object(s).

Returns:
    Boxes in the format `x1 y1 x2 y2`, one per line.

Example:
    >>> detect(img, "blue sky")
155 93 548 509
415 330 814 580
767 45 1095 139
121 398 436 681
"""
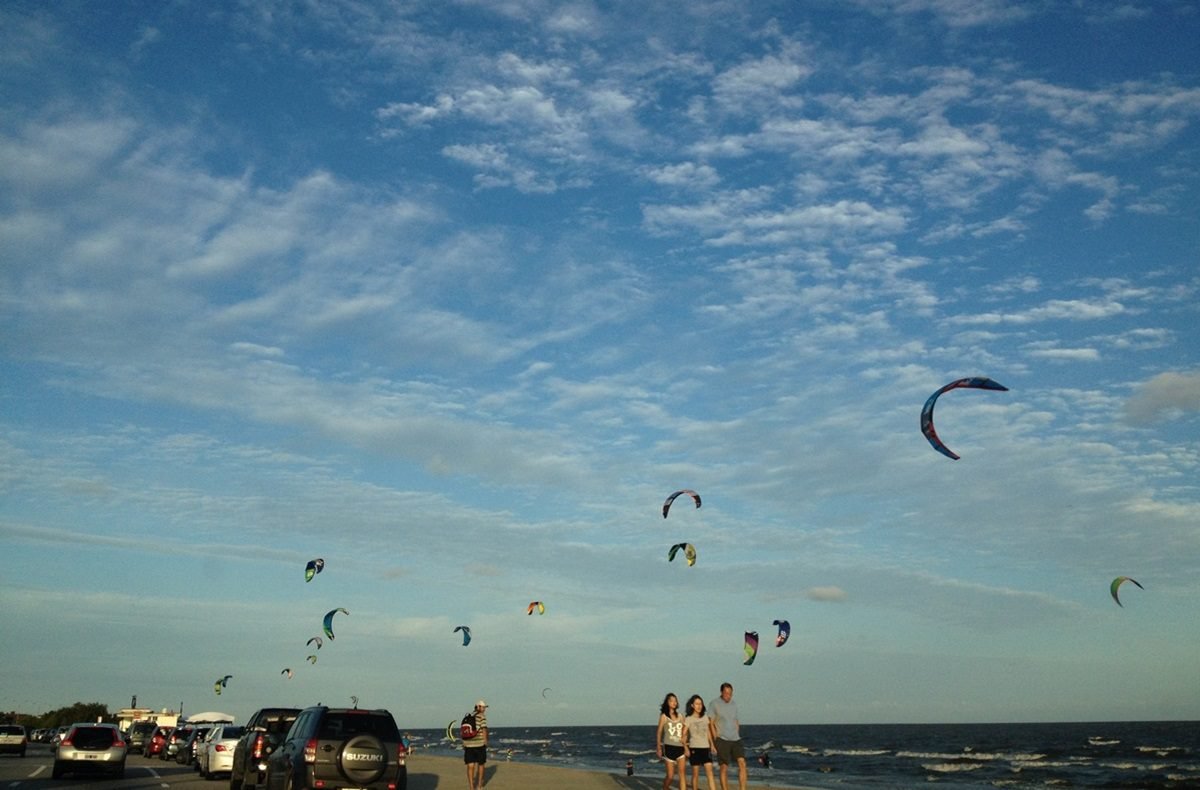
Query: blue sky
2 0 1198 729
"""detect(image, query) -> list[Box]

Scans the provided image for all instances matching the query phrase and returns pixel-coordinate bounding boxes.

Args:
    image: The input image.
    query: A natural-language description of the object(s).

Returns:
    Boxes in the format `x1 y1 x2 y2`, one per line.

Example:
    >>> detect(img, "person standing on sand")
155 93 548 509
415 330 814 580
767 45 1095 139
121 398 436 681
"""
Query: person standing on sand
655 692 687 790
462 699 488 790
709 682 746 790
683 694 717 790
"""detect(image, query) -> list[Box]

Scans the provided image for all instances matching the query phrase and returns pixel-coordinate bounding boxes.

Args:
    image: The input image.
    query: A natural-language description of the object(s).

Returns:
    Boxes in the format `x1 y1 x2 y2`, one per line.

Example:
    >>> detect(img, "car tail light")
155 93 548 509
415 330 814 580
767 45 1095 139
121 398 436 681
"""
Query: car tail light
215 743 229 752
303 738 317 764
251 733 265 760
60 734 74 748
112 731 124 747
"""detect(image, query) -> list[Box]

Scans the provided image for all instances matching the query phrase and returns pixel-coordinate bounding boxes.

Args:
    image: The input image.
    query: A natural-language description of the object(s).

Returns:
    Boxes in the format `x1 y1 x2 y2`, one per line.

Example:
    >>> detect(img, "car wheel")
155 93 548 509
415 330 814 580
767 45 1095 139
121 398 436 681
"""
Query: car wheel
51 761 64 779
112 761 126 779
229 772 243 790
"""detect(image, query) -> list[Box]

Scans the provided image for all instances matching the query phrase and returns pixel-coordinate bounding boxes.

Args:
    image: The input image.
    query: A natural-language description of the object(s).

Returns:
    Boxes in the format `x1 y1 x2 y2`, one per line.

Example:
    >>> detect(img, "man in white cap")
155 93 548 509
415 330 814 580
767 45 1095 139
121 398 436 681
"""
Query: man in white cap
462 698 489 790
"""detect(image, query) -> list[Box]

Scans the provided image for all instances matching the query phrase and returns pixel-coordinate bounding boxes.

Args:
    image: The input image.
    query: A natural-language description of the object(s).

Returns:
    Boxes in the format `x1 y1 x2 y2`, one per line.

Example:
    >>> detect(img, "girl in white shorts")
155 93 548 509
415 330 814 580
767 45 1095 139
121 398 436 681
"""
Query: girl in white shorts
656 693 686 790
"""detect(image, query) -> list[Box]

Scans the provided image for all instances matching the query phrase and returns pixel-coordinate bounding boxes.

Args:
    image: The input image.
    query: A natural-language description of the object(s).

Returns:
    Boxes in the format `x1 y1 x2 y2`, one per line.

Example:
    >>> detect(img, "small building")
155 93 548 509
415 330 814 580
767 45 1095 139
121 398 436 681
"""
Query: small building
115 708 179 731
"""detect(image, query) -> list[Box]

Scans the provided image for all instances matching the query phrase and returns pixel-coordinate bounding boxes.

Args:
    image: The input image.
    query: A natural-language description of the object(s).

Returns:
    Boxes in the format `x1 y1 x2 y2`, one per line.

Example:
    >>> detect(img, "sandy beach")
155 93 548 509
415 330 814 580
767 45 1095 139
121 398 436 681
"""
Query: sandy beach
407 753 804 790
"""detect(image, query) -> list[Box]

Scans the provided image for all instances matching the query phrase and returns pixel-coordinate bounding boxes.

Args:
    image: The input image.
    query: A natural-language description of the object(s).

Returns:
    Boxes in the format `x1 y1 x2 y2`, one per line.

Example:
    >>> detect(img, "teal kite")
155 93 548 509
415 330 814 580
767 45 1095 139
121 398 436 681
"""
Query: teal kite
323 607 349 639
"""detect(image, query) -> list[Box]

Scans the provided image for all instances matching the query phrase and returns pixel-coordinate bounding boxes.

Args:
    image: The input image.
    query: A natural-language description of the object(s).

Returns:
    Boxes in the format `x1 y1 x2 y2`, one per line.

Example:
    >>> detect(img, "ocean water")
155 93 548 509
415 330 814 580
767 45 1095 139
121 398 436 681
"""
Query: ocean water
404 720 1200 788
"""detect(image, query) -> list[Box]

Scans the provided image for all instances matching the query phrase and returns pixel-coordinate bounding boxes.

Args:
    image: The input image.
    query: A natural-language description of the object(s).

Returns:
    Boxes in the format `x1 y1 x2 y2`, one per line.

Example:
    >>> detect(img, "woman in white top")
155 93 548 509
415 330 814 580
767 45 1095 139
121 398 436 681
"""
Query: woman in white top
655 693 686 790
683 694 718 790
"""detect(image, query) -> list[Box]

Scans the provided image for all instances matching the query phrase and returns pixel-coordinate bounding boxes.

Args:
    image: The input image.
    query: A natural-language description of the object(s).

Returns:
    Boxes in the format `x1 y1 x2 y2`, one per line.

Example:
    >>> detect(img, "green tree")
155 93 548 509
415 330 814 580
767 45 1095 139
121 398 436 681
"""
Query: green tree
37 702 113 729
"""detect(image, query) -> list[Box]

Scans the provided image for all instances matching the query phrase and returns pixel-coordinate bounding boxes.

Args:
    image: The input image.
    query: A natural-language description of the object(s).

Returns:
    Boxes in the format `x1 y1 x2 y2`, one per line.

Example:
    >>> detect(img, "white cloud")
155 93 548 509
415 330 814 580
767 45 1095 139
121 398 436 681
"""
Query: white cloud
641 162 721 190
1124 370 1200 424
806 585 848 602
1024 343 1101 362
949 298 1127 325
860 0 1035 28
712 51 811 111
644 193 906 247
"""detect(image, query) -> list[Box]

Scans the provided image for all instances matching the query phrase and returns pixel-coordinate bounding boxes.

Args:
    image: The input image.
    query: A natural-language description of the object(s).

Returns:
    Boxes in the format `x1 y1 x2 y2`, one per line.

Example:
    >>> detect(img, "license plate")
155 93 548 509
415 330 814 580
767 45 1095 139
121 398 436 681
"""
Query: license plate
84 754 101 760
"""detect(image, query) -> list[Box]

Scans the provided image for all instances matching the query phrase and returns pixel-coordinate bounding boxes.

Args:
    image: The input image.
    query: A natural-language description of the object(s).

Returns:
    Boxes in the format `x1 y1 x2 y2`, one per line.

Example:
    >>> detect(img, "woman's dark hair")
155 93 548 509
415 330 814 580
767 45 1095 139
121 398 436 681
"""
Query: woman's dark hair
659 693 678 716
686 694 705 717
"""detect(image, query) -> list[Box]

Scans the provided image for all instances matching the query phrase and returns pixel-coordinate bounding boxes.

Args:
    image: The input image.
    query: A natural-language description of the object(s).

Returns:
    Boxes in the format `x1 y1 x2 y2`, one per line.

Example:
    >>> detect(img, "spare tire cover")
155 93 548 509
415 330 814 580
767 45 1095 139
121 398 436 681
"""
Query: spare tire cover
338 734 388 784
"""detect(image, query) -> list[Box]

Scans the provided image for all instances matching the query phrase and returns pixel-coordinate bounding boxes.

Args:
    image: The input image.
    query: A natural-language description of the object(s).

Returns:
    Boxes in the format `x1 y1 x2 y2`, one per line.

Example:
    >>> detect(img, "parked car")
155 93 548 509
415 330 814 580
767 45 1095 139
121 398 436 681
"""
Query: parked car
264 706 407 790
164 725 188 760
196 724 243 779
176 725 214 765
230 707 302 790
144 725 171 757
125 720 158 754
52 723 126 779
0 724 27 757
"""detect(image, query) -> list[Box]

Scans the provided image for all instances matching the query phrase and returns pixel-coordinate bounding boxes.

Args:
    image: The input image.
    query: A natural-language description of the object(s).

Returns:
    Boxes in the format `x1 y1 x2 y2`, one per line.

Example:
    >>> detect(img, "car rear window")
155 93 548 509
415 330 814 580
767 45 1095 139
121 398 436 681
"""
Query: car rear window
220 726 245 739
264 713 299 734
317 712 398 740
0 725 24 735
71 727 116 748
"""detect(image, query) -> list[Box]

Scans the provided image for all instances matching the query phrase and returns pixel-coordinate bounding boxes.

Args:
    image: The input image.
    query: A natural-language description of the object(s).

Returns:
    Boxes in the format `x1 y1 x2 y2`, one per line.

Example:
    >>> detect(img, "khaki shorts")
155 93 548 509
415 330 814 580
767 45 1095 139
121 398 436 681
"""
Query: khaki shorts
714 738 745 765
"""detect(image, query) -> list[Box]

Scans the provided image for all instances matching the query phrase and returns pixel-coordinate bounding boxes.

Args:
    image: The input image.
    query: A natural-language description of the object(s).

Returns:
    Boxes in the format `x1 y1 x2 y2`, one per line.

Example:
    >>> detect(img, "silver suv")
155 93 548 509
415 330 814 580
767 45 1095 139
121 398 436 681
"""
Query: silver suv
264 706 407 790
125 720 158 754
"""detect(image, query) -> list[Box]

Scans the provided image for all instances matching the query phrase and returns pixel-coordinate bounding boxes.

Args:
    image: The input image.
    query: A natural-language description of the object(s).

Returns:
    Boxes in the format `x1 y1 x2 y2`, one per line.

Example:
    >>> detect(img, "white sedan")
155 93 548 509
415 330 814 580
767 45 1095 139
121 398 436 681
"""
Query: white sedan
196 724 245 780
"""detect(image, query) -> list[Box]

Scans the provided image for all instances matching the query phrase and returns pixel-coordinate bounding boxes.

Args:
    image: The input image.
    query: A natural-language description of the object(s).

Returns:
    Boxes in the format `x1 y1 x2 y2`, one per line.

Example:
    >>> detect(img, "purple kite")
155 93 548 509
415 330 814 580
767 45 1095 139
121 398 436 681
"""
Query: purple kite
743 631 759 666
662 489 701 518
